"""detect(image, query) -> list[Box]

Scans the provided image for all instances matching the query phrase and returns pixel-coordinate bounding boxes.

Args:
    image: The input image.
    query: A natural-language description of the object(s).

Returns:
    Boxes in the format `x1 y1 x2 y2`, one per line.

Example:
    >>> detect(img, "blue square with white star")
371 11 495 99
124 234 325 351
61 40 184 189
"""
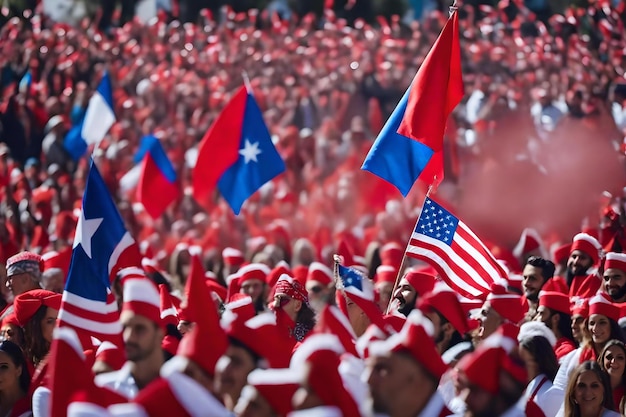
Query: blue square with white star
415 197 458 246
338 264 364 291
217 92 286 214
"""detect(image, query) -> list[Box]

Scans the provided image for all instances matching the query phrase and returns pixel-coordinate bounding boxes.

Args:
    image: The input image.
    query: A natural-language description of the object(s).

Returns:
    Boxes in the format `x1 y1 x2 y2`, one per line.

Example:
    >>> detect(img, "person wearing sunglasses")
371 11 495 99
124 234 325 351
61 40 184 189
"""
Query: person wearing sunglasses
271 275 316 342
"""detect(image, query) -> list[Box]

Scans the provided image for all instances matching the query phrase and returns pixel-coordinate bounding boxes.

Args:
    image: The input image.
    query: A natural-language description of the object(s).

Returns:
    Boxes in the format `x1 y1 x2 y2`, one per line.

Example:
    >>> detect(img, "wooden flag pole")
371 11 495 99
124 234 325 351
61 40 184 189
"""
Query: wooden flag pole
384 177 438 315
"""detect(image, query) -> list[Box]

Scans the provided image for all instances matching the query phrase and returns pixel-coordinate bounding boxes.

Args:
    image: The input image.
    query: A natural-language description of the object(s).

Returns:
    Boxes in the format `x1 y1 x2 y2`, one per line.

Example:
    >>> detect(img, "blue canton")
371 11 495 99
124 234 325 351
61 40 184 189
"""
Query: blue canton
338 264 364 291
414 197 459 246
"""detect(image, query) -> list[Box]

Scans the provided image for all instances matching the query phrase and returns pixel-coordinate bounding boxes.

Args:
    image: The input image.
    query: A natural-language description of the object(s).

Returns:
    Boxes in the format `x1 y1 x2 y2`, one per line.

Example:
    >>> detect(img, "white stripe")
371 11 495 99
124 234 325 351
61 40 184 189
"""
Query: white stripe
458 221 499 257
161 306 178 319
58 308 122 335
63 291 119 314
406 242 484 298
108 233 136 276
81 92 116 145
124 279 160 307
53 327 85 359
67 402 109 417
408 234 490 295
453 232 501 287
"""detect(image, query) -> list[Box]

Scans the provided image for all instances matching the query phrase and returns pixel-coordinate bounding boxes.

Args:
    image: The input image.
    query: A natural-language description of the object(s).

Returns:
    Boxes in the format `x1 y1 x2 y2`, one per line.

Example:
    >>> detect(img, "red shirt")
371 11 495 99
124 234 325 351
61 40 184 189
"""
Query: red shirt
554 337 576 361
569 274 602 299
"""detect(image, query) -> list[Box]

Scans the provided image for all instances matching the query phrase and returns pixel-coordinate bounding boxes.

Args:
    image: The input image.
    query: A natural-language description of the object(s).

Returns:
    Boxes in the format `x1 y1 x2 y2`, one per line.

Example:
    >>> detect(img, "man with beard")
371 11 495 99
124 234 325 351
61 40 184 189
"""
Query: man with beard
565 233 602 298
391 269 436 317
417 284 471 363
535 291 576 360
603 252 626 303
522 256 556 320
95 277 165 399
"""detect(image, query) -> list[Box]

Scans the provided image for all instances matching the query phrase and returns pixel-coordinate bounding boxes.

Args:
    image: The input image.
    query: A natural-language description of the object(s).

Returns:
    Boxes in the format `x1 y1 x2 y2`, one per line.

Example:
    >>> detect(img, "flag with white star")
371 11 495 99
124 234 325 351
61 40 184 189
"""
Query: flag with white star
192 85 285 215
406 196 507 299
58 160 136 346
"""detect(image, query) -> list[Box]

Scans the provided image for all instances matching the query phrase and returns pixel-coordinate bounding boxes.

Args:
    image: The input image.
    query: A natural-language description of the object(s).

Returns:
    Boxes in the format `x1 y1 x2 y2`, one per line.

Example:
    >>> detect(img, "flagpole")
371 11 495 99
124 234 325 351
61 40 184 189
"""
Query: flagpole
242 71 253 92
384 177 437 315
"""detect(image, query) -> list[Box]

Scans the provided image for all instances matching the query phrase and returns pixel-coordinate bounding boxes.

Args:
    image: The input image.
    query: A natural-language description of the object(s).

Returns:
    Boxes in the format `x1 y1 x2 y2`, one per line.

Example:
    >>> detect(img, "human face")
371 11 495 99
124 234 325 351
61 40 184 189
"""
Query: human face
366 353 423 414
41 308 58 343
215 345 257 404
603 345 626 380
0 351 21 392
42 270 64 294
241 279 265 303
392 278 416 316
121 311 162 362
478 301 502 339
306 281 331 311
604 268 626 302
573 370 605 415
0 323 23 346
272 295 301 322
571 314 586 343
567 250 592 276
345 296 369 337
522 265 545 302
6 273 35 297
534 306 554 330
236 386 276 417
588 314 611 346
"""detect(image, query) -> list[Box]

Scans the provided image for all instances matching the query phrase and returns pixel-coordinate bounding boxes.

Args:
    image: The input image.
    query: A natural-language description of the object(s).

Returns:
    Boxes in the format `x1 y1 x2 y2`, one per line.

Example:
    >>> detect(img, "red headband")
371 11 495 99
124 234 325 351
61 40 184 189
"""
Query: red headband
274 275 308 304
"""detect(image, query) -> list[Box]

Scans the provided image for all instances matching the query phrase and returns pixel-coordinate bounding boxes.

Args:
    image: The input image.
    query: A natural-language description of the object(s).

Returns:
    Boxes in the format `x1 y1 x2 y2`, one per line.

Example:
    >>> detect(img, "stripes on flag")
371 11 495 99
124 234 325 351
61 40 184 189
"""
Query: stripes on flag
58 291 121 338
406 196 507 299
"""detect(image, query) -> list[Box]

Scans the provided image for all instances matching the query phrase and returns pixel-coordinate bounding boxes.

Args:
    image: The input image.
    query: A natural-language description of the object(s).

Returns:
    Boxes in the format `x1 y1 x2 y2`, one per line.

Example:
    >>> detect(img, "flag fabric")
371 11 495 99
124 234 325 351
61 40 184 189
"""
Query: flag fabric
136 135 181 219
361 87 443 196
81 71 116 146
63 116 88 161
58 160 137 346
396 11 464 153
336 263 383 328
406 196 507 300
192 85 286 215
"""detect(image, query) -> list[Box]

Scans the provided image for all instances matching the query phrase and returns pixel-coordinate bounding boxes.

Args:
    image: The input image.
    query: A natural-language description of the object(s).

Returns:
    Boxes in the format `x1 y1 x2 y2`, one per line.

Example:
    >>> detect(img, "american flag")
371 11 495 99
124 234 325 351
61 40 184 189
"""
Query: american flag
58 160 135 347
406 196 507 299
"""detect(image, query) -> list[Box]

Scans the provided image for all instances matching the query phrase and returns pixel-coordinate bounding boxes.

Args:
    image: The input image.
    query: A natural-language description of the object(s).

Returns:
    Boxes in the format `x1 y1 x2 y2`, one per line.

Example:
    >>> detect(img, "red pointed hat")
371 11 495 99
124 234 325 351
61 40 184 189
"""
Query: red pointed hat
314 305 359 357
222 247 245 267
369 310 448 380
244 369 299 416
418 283 469 335
13 289 62 326
95 341 126 372
159 285 179 328
570 233 601 264
571 297 589 318
267 260 292 288
512 228 546 259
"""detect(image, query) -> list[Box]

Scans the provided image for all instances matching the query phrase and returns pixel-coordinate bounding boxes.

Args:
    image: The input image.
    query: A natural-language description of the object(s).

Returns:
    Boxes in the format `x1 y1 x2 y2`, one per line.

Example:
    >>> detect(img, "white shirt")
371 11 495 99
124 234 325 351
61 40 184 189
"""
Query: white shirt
31 386 50 417
419 391 452 417
94 362 138 399
521 375 562 417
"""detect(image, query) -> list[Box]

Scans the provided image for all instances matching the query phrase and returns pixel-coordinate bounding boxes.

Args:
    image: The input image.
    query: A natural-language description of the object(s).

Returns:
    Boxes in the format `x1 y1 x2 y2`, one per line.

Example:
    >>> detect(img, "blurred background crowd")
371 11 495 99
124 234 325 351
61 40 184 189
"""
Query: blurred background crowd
0 0 626 287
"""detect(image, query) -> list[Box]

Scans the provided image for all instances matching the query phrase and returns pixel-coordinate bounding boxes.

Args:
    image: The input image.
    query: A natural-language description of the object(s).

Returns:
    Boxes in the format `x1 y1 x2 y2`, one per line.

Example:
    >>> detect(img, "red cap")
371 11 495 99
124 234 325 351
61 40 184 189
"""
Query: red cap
306 262 333 286
571 297 589 318
403 270 436 295
605 252 626 273
222 247 245 267
291 265 309 286
538 291 571 315
589 293 620 322
379 242 403 269
245 369 299 416
486 281 525 324
238 263 271 286
266 261 291 288
570 233 601 265
121 278 163 329
552 243 572 265
374 265 397 285
418 285 469 334
13 289 62 326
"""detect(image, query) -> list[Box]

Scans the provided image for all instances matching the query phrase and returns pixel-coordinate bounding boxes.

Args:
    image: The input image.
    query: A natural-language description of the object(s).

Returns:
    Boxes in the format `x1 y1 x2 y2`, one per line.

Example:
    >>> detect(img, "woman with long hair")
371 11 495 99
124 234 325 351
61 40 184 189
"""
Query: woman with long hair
271 274 316 342
554 294 625 392
0 340 31 417
564 361 620 417
598 340 626 414
517 324 562 417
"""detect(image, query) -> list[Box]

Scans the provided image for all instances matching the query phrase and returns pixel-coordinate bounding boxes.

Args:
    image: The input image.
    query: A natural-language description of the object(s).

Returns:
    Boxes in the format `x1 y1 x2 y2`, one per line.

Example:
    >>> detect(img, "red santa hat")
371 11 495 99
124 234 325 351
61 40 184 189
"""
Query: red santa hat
222 247 244 267
374 265 397 285
291 265 309 286
205 278 227 302
121 278 164 329
289 334 360 417
13 289 62 326
589 293 620 322
513 228 547 259
94 341 126 372
570 233 601 265
267 261 292 288
604 252 626 272
517 321 557 347
109 372 231 417
225 312 295 368
243 369 299 416
418 283 469 335
403 270 436 296
538 291 571 315
369 310 448 380
238 263 271 286
552 243 572 265
486 281 525 324
379 242 403 269
306 262 334 287
220 295 256 332
571 297 589 318
159 285 179 328
315 305 359 357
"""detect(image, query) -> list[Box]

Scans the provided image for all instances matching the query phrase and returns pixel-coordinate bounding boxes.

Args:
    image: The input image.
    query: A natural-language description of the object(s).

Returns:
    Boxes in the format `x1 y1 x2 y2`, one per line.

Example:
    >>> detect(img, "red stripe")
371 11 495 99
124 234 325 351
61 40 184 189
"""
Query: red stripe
61 302 119 324
456 223 507 276
449 238 498 289
408 238 489 298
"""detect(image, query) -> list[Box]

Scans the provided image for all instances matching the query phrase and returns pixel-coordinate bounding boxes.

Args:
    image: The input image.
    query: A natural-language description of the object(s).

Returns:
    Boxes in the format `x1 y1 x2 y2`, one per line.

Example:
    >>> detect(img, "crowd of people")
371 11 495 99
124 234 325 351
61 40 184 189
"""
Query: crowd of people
0 0 626 415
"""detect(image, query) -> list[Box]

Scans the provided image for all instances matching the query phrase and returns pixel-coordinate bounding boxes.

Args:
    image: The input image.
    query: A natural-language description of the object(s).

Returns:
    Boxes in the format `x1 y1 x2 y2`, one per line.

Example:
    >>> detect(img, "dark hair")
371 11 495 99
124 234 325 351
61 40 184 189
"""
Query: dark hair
526 256 556 280
296 303 316 335
432 308 465 347
147 271 172 293
0 340 30 393
22 305 50 366
564 361 614 417
598 339 626 389
520 335 559 381
550 309 575 345
228 337 262 366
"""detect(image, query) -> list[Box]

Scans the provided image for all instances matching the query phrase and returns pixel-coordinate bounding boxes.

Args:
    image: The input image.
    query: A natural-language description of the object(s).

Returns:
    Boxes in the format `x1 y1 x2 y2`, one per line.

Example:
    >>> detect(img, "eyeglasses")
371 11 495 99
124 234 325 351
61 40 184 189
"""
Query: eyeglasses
309 286 323 294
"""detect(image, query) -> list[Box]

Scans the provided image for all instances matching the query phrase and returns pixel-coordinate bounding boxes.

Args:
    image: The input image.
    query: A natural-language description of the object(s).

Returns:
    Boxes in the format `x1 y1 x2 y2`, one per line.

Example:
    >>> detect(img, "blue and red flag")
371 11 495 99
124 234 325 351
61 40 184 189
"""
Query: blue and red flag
192 85 285 215
58 160 140 347
361 11 463 196
136 135 181 219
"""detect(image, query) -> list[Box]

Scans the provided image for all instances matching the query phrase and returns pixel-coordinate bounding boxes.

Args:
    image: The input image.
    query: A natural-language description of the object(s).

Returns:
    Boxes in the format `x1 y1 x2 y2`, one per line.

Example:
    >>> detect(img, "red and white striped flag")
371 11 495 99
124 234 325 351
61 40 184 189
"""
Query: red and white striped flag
406 196 507 299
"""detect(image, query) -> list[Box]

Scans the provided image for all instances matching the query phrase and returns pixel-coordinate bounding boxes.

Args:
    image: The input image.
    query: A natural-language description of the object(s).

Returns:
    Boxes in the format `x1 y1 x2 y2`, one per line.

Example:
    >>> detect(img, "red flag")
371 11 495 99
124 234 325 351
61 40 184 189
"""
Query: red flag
396 11 464 153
